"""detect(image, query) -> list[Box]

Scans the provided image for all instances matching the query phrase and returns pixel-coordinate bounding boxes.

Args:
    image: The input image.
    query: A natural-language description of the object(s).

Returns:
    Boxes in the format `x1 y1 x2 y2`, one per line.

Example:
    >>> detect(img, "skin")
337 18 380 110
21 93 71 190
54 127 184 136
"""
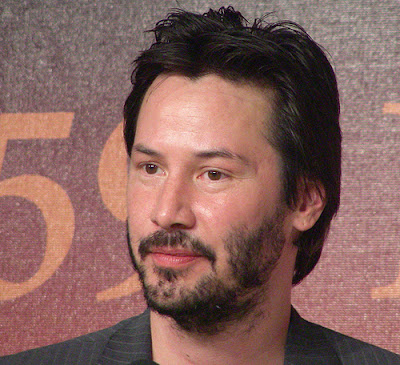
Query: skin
127 74 325 364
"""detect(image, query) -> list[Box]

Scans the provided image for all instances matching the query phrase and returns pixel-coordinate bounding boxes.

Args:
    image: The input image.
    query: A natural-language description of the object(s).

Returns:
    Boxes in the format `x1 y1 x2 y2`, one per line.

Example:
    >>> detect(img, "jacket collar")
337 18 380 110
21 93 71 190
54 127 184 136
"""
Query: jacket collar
99 307 342 364
284 307 342 364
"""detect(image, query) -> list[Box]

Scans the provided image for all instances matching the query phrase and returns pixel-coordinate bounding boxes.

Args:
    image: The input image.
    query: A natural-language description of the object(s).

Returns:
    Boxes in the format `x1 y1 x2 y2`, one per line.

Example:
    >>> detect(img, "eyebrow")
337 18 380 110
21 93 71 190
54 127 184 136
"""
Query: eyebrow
131 144 250 165
194 149 250 165
131 144 161 157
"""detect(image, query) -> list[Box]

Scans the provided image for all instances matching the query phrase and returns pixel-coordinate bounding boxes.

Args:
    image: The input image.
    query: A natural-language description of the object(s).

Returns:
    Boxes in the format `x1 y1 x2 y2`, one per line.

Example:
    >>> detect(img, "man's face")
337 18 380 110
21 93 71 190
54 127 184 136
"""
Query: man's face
127 74 298 333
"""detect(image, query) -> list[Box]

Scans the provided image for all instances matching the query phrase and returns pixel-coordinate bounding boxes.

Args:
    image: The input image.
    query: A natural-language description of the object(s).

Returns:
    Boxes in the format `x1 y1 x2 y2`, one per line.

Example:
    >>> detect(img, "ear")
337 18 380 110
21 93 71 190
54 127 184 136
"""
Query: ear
291 180 326 232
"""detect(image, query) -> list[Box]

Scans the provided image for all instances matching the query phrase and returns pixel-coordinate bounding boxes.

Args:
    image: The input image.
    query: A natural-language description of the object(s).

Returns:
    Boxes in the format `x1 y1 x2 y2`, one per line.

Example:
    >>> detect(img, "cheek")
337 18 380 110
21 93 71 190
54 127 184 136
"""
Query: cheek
127 180 154 236
197 188 278 234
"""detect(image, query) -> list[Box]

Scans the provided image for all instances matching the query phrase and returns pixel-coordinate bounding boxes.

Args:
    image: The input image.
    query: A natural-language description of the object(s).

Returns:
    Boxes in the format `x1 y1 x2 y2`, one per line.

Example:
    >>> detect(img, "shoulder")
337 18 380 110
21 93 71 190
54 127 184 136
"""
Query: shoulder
0 310 150 365
286 307 400 365
318 323 400 365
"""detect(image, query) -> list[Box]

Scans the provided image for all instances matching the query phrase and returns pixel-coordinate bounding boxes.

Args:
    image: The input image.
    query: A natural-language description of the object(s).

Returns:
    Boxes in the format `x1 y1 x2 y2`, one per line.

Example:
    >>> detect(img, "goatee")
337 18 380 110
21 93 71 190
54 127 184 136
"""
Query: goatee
130 209 286 335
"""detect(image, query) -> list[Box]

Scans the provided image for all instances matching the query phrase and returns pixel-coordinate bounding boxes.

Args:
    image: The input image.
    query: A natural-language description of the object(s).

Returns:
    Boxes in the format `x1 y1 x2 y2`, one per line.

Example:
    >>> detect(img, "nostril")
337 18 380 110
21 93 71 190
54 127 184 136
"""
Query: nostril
169 223 187 230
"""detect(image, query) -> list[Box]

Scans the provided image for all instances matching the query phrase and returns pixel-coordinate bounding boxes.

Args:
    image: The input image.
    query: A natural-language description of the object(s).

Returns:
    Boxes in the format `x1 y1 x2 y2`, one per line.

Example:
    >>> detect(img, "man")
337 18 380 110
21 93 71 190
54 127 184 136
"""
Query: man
2 6 399 365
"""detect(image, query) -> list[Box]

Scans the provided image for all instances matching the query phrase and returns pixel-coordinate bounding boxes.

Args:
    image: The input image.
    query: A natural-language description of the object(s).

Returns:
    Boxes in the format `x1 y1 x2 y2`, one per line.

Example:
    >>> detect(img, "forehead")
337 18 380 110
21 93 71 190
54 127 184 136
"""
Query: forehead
135 74 275 147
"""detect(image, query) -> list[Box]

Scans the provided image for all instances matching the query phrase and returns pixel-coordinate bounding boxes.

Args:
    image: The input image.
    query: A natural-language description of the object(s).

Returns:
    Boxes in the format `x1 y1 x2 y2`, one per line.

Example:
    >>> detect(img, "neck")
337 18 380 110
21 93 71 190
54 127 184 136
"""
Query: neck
150 295 291 365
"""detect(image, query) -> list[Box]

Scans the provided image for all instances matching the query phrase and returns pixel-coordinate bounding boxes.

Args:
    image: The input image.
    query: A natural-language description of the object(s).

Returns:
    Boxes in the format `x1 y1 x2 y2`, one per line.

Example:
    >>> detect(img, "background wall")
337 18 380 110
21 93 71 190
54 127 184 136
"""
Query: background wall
0 0 399 356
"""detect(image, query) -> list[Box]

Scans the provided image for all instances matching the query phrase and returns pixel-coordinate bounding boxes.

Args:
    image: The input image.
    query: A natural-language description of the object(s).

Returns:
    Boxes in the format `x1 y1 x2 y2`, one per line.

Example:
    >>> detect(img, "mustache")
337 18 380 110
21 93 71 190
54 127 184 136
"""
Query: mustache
138 230 216 264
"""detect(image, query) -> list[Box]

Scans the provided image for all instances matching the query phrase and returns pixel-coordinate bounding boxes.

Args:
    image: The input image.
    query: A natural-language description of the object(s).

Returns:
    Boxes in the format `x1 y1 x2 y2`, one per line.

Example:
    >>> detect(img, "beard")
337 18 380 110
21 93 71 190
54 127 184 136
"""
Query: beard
130 208 286 335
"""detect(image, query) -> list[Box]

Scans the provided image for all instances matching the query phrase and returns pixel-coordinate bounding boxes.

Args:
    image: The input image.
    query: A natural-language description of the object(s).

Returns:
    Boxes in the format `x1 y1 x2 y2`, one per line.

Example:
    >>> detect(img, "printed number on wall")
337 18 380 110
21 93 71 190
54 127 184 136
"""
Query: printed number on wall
371 103 400 299
0 113 75 300
96 122 141 301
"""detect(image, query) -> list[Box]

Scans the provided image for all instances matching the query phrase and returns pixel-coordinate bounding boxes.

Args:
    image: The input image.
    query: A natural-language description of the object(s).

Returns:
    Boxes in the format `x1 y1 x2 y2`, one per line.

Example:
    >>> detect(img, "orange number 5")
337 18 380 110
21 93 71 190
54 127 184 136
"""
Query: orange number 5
0 113 75 300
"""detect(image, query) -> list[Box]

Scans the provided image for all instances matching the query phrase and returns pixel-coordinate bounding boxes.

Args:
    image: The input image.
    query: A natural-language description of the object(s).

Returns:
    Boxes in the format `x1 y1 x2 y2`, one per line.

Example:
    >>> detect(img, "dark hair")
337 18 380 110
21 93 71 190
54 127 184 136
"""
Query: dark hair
124 6 341 285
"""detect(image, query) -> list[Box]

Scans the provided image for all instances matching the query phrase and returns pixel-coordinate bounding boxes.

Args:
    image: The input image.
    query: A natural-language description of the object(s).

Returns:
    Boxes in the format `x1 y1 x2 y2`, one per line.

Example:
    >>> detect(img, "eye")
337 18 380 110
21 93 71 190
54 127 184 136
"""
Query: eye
205 170 227 181
143 163 160 175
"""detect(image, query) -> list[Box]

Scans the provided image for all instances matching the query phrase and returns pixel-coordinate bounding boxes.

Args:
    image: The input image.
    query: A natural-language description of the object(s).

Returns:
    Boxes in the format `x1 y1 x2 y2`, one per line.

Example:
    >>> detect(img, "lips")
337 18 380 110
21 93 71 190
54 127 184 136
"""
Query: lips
138 230 217 266
149 248 203 268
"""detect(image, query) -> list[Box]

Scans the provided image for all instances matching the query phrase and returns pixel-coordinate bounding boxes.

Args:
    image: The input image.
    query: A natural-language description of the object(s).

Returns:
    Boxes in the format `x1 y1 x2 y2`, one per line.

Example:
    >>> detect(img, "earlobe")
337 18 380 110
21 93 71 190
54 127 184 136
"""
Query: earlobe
292 180 326 232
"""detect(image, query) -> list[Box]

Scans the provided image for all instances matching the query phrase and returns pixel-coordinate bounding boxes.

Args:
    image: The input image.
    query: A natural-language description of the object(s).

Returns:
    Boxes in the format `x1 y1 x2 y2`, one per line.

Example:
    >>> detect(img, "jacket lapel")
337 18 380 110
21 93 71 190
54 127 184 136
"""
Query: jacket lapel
284 307 342 365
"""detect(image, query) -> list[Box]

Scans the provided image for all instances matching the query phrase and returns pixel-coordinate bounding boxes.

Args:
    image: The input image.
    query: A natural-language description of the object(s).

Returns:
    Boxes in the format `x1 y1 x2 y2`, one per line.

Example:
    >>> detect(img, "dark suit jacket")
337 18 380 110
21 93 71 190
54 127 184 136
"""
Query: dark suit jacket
2 308 399 364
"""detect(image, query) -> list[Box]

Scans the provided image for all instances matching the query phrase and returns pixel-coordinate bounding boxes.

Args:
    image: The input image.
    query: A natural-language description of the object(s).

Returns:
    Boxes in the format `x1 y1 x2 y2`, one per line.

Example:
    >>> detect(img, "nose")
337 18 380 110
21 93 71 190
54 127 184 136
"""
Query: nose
151 176 196 230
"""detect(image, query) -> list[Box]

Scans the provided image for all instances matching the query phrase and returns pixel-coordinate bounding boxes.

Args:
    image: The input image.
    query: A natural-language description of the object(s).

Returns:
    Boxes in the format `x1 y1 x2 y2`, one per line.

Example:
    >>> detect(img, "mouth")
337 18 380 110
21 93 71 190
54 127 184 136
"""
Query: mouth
148 248 205 269
137 230 217 270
